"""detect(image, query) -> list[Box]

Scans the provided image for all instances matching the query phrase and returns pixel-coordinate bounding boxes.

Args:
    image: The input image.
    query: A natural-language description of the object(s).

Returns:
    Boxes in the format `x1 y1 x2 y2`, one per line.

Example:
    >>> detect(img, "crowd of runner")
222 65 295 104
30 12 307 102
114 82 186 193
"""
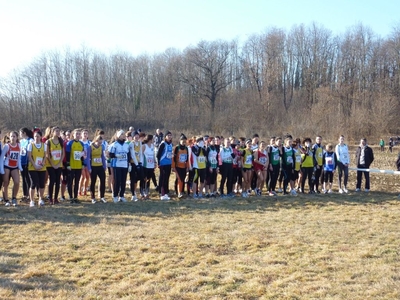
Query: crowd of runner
0 126 392 207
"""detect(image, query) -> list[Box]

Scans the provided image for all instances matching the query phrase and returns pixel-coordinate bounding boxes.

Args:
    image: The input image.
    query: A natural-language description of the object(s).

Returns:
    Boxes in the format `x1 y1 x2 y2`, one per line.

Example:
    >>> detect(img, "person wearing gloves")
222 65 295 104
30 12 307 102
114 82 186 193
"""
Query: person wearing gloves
157 131 173 200
109 129 132 203
86 134 107 204
65 129 85 203
0 131 23 206
355 138 374 192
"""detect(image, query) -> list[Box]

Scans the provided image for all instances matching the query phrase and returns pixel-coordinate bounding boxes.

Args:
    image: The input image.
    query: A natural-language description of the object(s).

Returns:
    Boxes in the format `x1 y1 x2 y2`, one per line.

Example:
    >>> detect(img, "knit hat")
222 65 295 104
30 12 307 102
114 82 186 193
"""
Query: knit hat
117 130 125 138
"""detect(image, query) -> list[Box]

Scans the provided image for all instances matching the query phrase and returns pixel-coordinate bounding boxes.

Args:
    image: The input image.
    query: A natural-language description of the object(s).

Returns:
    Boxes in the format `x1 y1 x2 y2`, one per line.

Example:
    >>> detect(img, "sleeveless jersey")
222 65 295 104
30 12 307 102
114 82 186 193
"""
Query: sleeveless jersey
91 144 104 167
173 146 189 169
207 146 218 169
255 149 267 171
324 152 336 172
220 147 233 164
48 139 63 166
67 140 85 169
159 142 173 166
242 149 253 168
143 144 155 169
196 148 206 169
313 144 324 166
132 141 142 164
5 143 21 168
301 148 314 168
269 146 280 166
282 147 294 166
294 149 302 171
20 138 32 166
28 142 46 171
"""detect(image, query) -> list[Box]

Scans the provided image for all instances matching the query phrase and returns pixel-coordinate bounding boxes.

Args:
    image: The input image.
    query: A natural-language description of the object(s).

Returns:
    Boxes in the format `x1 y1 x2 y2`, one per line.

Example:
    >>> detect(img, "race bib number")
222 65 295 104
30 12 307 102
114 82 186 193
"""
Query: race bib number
245 155 252 164
179 153 187 163
326 157 333 165
167 152 172 159
287 156 293 164
35 157 43 166
21 148 27 156
118 153 127 160
93 157 102 164
74 151 82 160
342 153 348 161
51 150 62 161
296 156 302 163
318 152 323 158
10 151 19 160
147 157 154 164
273 154 279 161
198 156 206 163
259 157 267 164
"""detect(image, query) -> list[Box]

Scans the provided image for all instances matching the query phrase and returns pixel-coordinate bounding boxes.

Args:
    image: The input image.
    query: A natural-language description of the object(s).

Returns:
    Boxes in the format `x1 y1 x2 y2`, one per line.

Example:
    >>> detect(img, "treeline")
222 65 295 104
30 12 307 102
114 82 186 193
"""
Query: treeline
0 22 399 140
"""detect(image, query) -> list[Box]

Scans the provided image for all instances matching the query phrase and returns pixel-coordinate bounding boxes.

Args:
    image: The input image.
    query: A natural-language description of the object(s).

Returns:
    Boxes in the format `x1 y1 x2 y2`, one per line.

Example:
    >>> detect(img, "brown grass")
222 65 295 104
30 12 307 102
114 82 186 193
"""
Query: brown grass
0 150 399 299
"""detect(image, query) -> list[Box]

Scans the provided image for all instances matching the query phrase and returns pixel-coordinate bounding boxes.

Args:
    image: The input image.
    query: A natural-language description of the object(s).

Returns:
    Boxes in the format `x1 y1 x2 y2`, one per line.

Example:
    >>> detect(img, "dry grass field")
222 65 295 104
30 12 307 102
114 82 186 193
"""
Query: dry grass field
1 148 399 299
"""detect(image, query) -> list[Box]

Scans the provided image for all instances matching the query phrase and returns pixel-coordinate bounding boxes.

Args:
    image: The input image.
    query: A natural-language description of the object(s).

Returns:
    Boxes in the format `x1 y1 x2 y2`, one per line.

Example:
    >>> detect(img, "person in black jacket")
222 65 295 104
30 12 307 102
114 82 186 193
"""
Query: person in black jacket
355 138 374 192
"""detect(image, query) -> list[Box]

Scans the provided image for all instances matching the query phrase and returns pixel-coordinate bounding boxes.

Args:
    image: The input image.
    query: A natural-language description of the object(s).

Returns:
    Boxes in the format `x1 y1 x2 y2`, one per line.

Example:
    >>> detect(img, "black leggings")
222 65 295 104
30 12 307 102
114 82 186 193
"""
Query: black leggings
29 171 46 190
68 169 82 199
268 164 280 192
142 168 154 195
301 167 314 192
314 167 322 191
47 167 62 200
130 165 144 194
159 165 171 195
282 164 293 193
113 167 128 198
90 166 106 198
208 168 218 185
232 167 242 186
220 163 233 195
21 164 30 196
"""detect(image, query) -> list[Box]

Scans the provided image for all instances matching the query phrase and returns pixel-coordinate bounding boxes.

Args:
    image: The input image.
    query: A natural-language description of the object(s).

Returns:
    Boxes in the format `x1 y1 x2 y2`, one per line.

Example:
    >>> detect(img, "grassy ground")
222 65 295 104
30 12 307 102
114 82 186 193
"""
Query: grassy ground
0 149 399 299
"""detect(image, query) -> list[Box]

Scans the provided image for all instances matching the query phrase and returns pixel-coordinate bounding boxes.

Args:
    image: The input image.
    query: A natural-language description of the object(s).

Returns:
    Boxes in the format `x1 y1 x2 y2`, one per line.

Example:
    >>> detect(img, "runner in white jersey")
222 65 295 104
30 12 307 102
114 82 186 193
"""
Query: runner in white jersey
141 134 156 199
335 135 350 193
79 129 91 196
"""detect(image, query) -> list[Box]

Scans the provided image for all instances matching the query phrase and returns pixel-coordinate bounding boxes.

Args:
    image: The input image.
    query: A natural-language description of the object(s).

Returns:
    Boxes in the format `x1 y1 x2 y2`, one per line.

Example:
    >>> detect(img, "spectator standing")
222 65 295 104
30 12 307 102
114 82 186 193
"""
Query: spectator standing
355 138 374 192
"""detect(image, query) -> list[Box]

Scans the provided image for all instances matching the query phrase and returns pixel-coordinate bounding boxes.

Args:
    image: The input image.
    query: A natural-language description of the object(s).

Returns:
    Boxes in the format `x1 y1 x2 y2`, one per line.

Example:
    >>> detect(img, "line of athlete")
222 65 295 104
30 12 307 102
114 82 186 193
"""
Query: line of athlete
0 127 353 206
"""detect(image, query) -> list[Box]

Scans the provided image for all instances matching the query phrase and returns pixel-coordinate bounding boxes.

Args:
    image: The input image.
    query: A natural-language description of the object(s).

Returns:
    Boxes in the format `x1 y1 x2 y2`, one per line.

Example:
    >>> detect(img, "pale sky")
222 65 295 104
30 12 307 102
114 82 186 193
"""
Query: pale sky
0 0 398 77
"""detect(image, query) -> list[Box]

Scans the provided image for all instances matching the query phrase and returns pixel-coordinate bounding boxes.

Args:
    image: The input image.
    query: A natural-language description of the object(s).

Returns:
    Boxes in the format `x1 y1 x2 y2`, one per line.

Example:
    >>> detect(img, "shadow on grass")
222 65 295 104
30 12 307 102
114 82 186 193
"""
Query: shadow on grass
0 251 75 294
0 191 398 225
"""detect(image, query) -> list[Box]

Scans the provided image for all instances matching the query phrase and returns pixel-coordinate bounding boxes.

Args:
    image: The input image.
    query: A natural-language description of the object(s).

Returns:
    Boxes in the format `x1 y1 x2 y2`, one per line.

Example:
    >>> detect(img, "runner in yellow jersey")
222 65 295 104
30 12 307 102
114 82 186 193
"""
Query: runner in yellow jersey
27 131 47 207
46 127 64 205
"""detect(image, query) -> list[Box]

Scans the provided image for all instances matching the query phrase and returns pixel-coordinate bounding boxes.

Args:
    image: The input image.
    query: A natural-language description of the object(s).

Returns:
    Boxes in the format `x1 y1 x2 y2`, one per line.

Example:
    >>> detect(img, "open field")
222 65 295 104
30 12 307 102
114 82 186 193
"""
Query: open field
0 150 399 299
